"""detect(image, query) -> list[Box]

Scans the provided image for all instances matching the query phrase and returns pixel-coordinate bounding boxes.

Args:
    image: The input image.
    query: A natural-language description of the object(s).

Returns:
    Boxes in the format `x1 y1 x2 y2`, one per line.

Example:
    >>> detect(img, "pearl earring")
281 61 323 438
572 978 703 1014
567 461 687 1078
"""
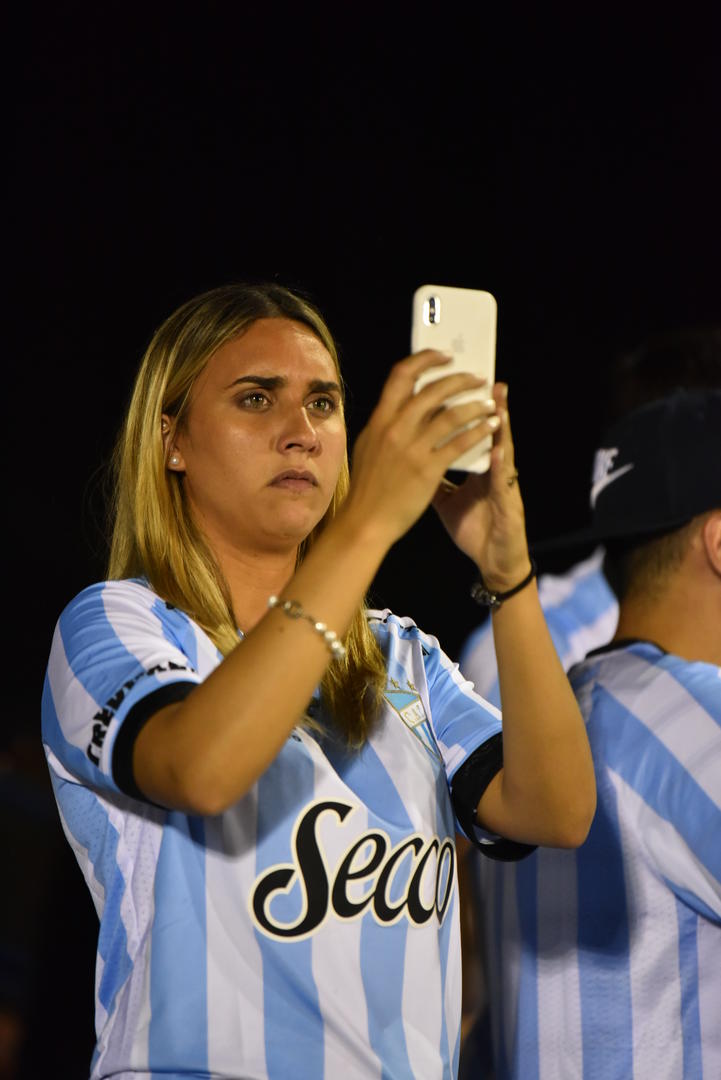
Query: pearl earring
170 455 180 466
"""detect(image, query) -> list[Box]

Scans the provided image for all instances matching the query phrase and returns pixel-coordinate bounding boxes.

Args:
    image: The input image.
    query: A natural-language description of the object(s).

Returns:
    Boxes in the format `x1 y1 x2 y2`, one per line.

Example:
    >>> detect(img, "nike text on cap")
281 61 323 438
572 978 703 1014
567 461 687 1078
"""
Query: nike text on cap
535 388 721 549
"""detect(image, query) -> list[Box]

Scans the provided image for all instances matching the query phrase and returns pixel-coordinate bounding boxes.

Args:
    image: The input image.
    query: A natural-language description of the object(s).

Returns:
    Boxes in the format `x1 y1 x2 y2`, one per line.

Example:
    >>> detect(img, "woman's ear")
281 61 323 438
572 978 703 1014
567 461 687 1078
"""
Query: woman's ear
161 413 186 472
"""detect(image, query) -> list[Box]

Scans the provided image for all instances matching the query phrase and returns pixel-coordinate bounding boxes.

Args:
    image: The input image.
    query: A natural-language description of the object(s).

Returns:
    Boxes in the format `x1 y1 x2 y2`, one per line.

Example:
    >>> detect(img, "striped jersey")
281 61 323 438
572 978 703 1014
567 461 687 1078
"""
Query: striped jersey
459 549 618 707
478 642 721 1079
42 578 508 1080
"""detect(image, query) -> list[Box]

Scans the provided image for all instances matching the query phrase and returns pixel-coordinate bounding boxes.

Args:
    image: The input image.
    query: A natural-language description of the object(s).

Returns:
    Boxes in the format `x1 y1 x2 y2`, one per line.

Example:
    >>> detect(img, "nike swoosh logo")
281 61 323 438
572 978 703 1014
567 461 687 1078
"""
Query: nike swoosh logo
590 463 635 507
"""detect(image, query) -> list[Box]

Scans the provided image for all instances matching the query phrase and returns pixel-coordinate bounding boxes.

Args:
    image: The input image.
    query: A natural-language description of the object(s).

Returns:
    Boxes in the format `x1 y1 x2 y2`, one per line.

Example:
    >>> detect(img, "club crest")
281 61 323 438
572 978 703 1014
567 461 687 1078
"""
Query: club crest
383 678 440 762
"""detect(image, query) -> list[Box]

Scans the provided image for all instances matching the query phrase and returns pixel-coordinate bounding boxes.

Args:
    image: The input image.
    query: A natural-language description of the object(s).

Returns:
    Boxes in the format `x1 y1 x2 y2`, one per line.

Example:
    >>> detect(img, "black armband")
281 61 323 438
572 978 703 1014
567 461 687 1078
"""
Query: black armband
451 734 537 862
112 681 197 801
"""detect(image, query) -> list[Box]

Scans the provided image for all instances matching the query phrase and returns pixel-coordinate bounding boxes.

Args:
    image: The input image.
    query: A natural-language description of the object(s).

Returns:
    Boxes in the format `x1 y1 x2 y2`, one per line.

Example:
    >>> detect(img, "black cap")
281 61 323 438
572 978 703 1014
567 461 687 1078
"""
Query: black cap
533 388 721 552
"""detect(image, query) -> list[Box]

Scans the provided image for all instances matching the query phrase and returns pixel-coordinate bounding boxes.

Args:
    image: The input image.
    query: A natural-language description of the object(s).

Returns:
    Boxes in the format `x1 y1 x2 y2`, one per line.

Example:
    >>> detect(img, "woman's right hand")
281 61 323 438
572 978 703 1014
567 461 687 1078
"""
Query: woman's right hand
341 350 500 548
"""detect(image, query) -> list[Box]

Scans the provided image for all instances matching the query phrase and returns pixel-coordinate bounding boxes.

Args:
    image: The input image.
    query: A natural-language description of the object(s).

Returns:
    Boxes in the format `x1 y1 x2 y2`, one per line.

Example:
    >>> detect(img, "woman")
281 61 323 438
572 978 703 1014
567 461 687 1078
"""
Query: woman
42 282 595 1079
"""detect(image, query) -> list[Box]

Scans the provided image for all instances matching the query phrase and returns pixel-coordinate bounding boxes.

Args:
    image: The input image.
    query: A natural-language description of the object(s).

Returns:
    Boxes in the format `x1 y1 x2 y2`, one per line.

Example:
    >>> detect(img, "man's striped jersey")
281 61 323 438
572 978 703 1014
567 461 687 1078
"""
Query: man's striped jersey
42 578 509 1080
459 549 618 707
478 642 721 1079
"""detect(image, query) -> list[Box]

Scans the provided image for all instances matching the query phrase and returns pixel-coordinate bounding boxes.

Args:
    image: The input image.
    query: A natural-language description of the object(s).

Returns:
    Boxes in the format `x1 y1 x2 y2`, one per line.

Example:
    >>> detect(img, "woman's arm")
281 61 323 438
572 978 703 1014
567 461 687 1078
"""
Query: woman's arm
474 583 596 847
434 388 596 848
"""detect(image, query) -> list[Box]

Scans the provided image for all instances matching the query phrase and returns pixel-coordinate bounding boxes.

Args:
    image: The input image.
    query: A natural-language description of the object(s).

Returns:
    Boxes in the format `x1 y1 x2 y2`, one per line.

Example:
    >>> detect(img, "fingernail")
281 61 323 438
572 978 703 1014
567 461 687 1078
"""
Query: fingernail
487 415 501 430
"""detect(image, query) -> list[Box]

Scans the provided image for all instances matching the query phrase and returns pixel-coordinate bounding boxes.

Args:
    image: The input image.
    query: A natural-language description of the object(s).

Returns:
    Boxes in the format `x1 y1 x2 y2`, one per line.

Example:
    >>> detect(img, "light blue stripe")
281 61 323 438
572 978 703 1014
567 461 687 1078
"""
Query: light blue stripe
675 899 703 1078
149 813 209 1076
592 685 721 882
359 907 410 1080
323 735 415 1079
544 566 614 627
255 740 324 1079
42 673 107 789
512 855 539 1080
50 776 132 1017
151 596 199 671
667 883 720 925
59 583 143 707
576 768 632 1080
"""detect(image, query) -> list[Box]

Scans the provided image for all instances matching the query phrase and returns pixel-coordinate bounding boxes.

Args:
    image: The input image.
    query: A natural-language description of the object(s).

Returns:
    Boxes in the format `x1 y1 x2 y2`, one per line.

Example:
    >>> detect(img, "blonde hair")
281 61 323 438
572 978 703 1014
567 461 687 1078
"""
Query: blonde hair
108 282 386 745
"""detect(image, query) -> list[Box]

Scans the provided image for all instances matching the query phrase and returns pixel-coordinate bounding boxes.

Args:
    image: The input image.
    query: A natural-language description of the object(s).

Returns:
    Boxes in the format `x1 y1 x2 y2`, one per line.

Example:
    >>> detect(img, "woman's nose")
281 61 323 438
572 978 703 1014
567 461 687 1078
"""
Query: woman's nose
277 406 320 452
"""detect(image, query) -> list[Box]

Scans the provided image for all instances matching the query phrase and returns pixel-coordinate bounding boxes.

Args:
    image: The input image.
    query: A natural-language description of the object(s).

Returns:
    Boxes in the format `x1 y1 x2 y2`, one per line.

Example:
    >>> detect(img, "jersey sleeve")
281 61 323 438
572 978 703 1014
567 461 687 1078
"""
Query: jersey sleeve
42 580 204 799
419 629 534 855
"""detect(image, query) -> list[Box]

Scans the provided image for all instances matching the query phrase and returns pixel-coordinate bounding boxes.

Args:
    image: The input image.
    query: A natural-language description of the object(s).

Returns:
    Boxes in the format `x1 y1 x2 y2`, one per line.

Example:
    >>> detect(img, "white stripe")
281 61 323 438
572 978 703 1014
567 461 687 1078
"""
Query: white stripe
305 747 380 1080
442 889 462 1070
100 580 200 674
697 917 721 1075
611 773 685 1079
601 652 721 807
47 621 104 754
536 547 607 608
559 604 618 670
204 789 267 1076
90 952 109 1080
459 624 497 698
185 611 226 675
100 799 162 1071
614 769 721 918
45 744 88 786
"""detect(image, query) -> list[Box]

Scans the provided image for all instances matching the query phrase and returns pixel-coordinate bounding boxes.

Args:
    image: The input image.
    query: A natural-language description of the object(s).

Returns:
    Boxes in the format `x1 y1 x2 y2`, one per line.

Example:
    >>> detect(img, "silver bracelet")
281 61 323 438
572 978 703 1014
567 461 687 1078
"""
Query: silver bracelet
267 596 347 660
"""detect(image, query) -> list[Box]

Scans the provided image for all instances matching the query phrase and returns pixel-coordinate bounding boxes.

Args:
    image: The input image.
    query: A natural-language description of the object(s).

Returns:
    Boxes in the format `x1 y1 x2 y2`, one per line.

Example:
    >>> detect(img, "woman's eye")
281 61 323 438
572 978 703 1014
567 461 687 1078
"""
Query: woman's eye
309 397 336 413
239 392 270 408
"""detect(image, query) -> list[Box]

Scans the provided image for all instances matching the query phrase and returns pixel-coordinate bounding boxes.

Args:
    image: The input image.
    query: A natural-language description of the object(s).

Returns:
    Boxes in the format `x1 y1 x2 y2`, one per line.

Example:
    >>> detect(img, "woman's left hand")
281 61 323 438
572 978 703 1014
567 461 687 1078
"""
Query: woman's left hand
432 383 531 591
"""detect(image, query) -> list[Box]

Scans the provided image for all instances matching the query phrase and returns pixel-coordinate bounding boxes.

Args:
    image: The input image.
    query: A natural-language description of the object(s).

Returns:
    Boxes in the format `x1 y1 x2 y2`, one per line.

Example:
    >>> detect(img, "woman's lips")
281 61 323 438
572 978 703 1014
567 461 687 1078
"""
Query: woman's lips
269 470 318 491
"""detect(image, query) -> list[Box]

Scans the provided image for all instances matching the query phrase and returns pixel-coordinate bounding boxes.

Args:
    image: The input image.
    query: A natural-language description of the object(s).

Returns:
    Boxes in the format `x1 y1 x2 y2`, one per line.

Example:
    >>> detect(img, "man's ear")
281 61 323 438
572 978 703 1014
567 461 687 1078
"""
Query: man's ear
701 510 721 577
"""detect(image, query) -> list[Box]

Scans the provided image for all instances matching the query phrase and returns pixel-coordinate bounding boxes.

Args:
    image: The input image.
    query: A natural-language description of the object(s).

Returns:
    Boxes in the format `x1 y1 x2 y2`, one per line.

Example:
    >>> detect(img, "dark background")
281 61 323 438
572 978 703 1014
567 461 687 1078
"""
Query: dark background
4 5 721 1076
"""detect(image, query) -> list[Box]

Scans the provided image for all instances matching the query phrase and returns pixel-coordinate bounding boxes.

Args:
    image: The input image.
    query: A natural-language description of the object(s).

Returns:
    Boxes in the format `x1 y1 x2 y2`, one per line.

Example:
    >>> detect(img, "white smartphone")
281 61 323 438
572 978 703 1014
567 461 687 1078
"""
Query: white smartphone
410 284 497 472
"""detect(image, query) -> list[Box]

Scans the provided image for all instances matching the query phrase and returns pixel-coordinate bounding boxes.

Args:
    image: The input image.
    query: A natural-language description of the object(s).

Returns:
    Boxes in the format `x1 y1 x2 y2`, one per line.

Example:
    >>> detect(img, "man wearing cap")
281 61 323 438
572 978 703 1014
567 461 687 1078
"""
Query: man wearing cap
474 388 721 1079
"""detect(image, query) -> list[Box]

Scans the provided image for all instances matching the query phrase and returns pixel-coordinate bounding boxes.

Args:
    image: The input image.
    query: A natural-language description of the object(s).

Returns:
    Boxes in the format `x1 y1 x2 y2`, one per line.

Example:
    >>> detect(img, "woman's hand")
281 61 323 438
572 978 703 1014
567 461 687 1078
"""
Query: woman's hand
432 383 532 592
342 351 501 549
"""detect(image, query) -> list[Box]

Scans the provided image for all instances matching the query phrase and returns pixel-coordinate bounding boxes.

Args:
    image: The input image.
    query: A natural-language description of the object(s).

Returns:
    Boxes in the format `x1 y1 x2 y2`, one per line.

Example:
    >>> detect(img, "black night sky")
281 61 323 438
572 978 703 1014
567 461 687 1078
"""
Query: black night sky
4 6 721 1074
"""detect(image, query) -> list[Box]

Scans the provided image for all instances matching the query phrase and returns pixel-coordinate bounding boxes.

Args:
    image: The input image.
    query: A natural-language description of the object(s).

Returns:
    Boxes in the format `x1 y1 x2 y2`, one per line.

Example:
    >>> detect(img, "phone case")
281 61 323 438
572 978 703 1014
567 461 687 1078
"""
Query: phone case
411 284 497 472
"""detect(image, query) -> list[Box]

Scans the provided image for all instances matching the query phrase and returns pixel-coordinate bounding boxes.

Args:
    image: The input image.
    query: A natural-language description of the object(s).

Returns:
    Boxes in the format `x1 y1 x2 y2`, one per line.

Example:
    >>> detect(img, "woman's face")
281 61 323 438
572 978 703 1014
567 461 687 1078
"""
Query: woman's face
168 317 347 556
